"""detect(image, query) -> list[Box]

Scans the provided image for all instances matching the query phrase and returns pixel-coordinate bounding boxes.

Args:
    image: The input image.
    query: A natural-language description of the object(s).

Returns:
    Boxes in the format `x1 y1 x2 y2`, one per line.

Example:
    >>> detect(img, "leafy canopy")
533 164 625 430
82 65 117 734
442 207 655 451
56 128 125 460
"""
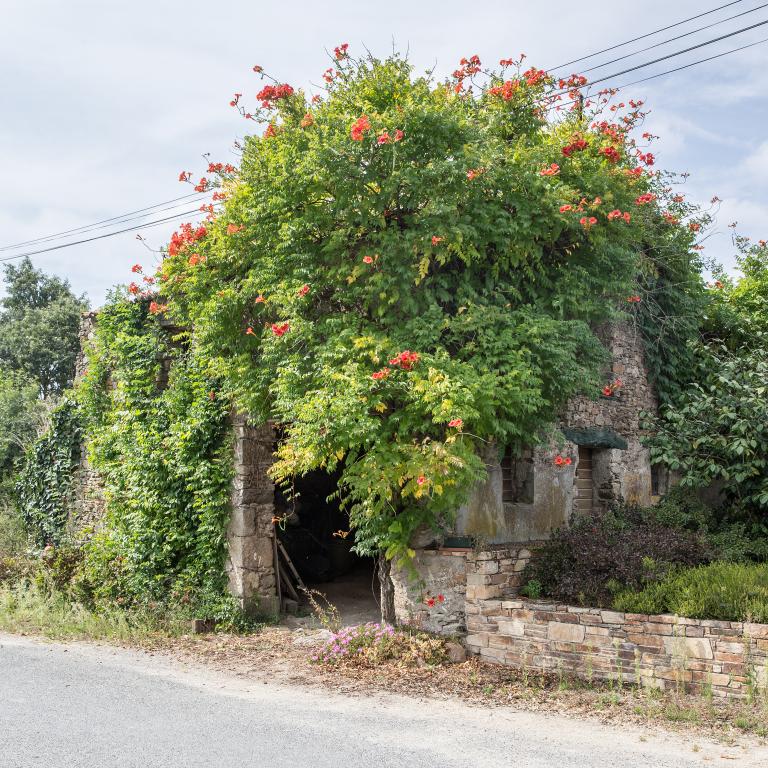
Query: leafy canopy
0 258 87 397
153 49 696 562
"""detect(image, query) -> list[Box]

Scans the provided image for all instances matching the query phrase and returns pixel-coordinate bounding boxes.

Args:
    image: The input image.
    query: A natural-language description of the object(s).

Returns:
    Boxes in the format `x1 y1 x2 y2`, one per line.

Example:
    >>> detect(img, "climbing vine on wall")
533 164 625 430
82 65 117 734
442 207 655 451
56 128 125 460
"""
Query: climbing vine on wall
15 398 82 548
75 292 237 617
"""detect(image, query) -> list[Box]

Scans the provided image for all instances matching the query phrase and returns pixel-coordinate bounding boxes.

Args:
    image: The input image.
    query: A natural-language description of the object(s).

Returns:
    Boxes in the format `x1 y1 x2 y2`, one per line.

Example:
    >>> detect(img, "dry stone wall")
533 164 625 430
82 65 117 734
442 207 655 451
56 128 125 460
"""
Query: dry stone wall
465 598 768 700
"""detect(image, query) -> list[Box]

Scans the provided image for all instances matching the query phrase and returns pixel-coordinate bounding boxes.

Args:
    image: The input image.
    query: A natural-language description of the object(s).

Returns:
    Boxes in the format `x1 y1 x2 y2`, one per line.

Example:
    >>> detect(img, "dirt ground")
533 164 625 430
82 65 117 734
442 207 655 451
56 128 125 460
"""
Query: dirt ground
128 623 768 749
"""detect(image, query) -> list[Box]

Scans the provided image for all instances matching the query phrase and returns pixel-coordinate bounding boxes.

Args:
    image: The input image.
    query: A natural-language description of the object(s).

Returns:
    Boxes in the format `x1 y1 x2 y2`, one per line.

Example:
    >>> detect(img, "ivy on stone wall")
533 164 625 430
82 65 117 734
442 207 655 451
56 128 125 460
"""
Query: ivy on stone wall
15 398 82 547
75 292 238 619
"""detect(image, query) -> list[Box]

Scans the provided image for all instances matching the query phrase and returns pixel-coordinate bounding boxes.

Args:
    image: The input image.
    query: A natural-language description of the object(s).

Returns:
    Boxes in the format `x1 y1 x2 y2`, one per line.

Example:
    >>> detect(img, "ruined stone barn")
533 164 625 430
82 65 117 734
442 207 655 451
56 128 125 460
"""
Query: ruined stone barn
74 314 659 629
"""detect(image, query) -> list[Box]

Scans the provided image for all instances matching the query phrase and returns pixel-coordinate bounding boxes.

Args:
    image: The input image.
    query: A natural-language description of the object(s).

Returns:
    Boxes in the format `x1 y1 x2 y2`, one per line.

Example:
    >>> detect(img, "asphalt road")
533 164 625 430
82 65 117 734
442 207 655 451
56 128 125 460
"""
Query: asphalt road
0 634 763 768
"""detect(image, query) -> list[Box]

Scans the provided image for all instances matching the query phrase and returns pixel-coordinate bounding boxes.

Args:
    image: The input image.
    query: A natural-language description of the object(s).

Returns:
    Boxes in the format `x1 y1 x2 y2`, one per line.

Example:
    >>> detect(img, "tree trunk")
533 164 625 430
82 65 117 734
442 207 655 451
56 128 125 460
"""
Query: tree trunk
377 552 396 625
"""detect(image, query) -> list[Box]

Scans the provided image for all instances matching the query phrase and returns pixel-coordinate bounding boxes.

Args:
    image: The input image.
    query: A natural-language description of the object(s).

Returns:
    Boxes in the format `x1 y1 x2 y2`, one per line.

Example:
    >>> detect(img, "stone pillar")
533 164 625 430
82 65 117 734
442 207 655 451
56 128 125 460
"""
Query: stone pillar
226 417 279 616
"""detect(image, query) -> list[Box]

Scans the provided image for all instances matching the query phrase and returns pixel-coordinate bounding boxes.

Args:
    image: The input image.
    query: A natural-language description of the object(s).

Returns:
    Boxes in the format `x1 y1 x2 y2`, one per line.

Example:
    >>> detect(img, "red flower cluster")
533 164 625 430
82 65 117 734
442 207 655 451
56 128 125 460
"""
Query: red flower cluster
626 295 641 303
334 43 349 59
178 171 191 183
607 209 631 223
350 115 371 141
128 282 140 295
562 136 588 157
389 350 420 370
540 163 560 177
553 455 572 467
371 368 390 380
689 222 701 233
448 418 463 429
169 222 207 257
452 54 482 91
580 216 597 229
522 67 547 86
466 167 485 180
431 236 443 245
362 254 376 264
131 264 142 273
599 146 620 163
194 177 210 192
300 113 314 128
188 253 205 266
226 223 244 235
637 152 655 166
148 301 169 315
488 80 519 100
602 379 622 397
662 212 679 224
271 322 290 337
256 83 294 108
559 204 573 213
297 284 310 297
625 167 643 178
417 475 426 486
635 193 656 206
376 129 404 145
557 74 587 89
207 162 236 175
264 123 277 138
424 594 446 608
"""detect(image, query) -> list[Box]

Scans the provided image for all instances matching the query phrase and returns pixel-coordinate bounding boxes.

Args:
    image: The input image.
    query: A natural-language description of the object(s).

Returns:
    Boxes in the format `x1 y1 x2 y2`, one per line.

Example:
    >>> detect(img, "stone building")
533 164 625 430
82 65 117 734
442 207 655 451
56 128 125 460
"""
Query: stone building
73 315 658 628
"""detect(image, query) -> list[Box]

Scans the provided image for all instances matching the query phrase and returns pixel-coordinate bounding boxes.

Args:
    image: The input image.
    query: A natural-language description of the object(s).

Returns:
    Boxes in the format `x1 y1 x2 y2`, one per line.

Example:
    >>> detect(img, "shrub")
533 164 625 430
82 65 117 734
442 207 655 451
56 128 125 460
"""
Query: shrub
613 562 768 622
648 488 768 563
522 506 710 606
312 622 447 667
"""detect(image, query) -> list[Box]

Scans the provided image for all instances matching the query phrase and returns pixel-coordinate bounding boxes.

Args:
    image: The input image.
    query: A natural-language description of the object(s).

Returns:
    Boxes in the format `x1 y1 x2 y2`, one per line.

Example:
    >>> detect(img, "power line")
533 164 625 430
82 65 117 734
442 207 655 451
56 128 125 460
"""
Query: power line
549 0 747 71
0 192 209 252
0 207 219 263
546 16 768 103
547 34 768 114
581 17 768 89
0 195 213 253
579 2 768 75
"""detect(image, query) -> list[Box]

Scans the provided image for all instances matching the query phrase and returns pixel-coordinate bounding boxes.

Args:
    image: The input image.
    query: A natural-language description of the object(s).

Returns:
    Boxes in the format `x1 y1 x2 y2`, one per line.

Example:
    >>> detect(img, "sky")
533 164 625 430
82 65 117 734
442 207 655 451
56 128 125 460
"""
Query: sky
1 0 767 307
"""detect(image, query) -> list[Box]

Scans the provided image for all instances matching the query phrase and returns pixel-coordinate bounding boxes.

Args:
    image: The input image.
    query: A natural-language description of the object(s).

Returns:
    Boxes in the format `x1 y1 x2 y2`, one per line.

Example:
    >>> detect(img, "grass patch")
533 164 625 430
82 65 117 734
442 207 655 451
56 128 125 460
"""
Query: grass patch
0 582 191 641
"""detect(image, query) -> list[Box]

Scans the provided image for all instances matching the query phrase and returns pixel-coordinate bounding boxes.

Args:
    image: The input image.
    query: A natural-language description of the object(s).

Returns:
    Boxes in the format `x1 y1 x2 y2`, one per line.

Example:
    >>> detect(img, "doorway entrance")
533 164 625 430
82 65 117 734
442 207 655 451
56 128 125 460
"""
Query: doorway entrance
275 469 379 624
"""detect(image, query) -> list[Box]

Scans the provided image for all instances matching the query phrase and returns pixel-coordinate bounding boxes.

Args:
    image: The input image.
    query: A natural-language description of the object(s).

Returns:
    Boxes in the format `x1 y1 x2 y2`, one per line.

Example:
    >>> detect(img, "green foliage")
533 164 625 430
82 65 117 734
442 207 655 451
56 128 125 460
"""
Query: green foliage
613 562 768 622
0 369 43 475
75 293 238 621
0 258 87 397
522 505 710 606
649 487 768 562
645 341 768 524
156 50 695 563
15 398 81 547
703 237 768 346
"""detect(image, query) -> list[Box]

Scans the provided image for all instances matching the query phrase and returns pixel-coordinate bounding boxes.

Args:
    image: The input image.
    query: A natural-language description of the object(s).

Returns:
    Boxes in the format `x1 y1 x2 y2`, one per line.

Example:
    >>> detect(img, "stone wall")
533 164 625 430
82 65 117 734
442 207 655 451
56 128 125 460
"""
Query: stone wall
465 598 768 700
70 312 106 537
392 546 535 634
225 417 279 616
453 321 657 544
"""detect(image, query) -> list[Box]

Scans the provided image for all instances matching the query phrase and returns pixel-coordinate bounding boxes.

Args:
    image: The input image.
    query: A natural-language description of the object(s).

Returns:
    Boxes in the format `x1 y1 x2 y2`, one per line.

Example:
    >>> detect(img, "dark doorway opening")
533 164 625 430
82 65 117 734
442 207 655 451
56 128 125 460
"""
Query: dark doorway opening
275 469 380 624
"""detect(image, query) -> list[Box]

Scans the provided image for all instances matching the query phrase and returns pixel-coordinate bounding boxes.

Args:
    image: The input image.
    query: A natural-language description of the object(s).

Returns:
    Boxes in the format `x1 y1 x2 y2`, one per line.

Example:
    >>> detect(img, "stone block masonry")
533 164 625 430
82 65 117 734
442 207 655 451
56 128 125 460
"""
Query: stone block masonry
392 546 535 635
225 416 279 616
465 597 768 701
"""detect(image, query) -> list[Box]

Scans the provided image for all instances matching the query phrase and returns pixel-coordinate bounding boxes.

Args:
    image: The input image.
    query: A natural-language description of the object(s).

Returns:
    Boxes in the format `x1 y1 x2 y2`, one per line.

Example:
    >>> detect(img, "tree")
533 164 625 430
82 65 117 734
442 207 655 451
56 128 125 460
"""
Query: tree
0 258 87 397
144 50 698 569
646 340 768 530
0 370 43 476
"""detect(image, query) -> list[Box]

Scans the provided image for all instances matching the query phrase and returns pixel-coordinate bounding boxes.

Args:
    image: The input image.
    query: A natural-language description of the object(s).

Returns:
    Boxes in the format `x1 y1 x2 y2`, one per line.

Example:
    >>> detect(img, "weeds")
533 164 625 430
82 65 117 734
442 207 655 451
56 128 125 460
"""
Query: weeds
1 582 191 641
